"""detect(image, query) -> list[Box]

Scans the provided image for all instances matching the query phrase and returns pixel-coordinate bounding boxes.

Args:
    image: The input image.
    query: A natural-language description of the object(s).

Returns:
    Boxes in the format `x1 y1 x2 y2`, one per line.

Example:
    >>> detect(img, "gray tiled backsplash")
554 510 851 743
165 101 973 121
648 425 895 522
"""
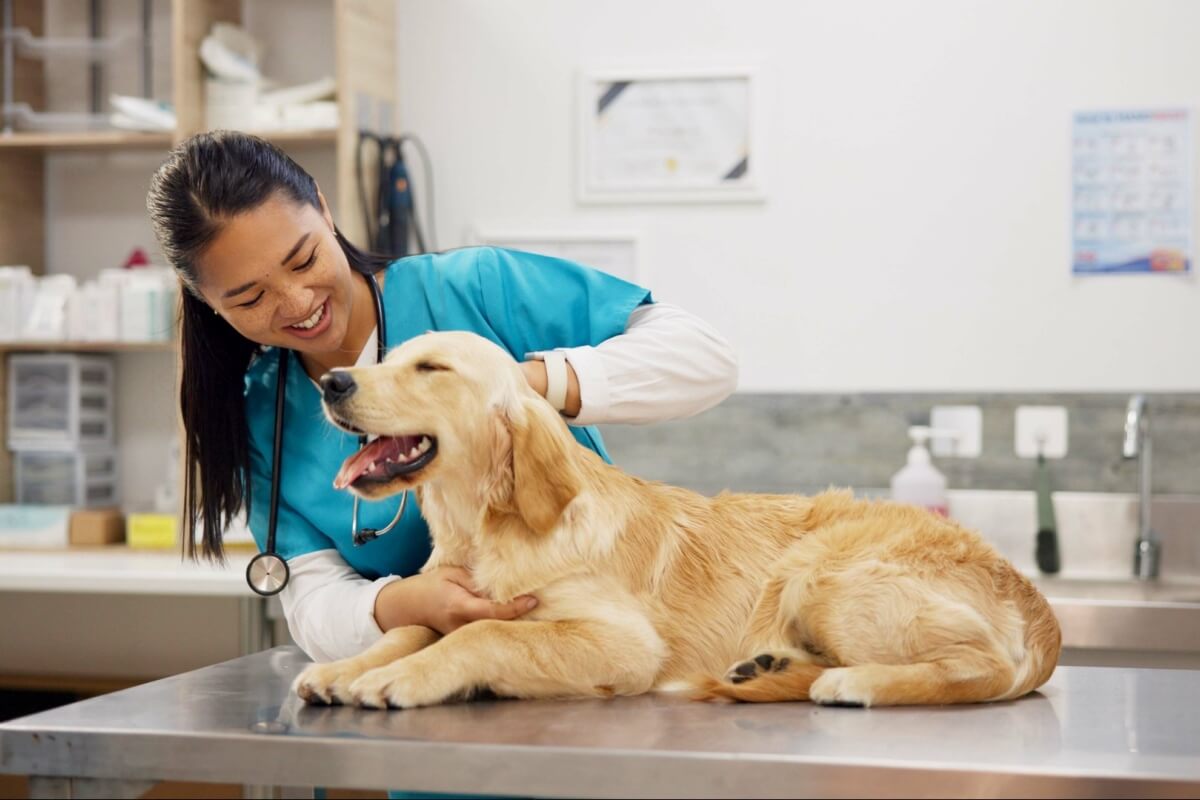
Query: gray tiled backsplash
598 393 1200 497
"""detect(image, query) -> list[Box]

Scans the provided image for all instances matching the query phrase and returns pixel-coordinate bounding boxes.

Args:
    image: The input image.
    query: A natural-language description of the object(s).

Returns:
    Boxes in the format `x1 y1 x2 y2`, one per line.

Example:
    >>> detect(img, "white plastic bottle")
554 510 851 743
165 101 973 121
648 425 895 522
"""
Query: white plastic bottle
890 426 949 517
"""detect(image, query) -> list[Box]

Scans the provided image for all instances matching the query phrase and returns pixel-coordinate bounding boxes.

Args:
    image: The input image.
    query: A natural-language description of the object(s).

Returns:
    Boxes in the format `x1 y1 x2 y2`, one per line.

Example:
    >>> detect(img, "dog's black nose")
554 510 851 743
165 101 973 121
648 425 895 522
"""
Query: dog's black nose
321 371 357 404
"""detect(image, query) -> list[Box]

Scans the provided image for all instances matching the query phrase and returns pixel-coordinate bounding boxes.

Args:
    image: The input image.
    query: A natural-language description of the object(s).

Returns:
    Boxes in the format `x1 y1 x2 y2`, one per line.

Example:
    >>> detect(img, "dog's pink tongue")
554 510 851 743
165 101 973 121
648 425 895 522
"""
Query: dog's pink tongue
334 438 396 489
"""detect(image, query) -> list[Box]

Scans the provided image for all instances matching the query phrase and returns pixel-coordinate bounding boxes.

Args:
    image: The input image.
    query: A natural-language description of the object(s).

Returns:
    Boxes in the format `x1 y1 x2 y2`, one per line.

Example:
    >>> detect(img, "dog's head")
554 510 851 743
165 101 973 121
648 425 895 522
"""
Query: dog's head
320 331 582 535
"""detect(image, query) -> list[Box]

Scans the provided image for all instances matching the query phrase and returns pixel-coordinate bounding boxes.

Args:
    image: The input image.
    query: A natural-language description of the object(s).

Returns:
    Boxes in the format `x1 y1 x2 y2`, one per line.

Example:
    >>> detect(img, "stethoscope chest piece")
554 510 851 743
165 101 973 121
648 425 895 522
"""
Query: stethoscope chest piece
246 551 290 597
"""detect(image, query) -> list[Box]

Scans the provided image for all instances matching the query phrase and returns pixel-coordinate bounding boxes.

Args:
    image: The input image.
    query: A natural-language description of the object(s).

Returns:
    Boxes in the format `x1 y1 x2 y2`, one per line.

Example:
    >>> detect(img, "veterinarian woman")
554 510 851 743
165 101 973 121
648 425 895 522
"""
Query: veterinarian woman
147 130 737 672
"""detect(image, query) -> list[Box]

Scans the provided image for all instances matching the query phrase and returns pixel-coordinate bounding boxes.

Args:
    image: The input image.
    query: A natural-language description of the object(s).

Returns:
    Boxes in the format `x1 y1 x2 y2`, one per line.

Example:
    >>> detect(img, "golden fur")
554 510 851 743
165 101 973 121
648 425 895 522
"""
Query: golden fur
294 332 1061 709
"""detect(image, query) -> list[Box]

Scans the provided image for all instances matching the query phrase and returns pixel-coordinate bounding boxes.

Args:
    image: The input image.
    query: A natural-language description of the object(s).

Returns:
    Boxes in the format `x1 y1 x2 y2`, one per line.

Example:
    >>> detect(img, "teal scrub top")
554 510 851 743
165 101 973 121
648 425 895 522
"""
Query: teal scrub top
243 246 652 580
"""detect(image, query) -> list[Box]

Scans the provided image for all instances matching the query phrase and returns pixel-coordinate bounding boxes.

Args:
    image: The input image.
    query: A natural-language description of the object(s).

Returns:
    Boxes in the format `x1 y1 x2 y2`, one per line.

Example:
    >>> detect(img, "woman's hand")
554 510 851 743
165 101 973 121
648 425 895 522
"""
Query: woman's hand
373 565 538 635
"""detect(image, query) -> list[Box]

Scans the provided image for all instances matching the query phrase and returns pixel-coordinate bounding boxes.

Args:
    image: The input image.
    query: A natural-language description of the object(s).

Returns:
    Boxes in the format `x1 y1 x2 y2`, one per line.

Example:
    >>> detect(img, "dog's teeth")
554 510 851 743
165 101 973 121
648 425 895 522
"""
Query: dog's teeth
418 437 431 452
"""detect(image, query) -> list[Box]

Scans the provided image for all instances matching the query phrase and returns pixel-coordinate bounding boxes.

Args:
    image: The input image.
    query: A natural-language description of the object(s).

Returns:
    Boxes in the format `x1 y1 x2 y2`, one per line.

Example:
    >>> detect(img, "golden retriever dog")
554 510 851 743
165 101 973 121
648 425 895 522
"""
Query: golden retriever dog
293 331 1061 709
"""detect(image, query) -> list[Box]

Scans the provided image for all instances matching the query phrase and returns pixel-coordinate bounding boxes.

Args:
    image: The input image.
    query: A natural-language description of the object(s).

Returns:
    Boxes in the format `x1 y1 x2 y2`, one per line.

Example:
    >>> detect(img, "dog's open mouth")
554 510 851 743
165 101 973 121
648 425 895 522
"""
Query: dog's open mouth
334 434 438 490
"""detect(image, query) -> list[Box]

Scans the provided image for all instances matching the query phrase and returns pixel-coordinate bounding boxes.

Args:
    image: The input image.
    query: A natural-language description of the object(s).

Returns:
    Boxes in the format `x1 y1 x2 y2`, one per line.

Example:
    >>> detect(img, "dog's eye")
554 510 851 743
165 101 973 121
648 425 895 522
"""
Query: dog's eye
415 361 451 373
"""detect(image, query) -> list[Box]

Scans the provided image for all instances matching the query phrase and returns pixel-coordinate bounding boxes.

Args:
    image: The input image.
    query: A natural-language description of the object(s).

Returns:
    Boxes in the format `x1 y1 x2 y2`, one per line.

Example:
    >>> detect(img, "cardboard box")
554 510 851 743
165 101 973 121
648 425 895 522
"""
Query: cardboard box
69 507 125 546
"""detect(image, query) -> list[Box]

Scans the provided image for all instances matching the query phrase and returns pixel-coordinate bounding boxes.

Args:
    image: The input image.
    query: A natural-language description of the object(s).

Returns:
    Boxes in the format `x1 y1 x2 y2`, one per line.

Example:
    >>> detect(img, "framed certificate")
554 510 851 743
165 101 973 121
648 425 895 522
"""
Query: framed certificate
577 68 764 204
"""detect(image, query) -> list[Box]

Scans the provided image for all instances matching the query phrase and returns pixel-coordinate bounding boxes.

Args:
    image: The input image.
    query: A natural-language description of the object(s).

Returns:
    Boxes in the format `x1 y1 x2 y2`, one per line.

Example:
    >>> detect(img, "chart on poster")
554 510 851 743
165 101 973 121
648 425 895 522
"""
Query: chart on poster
1072 108 1192 275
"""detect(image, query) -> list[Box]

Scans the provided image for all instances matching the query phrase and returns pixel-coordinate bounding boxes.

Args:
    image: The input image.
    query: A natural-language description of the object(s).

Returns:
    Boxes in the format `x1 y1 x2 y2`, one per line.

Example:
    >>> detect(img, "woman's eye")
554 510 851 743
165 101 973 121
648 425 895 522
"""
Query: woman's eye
293 247 319 272
238 292 265 309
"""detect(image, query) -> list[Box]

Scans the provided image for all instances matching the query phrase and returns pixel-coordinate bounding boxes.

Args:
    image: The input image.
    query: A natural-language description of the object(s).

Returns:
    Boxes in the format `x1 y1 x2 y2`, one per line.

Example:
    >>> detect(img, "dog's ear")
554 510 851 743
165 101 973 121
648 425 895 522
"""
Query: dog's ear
482 407 515 514
489 398 581 536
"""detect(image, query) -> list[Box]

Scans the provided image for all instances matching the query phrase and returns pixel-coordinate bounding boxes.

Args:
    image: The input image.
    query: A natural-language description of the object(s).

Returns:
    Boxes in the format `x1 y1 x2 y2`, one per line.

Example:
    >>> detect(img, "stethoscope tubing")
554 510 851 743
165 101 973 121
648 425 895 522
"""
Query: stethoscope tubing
247 272 401 596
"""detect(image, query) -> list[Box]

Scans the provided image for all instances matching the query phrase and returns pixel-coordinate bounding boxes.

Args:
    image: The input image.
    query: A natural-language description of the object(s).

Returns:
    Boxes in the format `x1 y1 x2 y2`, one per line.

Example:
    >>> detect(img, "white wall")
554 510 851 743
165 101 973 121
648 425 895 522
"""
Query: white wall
393 0 1200 392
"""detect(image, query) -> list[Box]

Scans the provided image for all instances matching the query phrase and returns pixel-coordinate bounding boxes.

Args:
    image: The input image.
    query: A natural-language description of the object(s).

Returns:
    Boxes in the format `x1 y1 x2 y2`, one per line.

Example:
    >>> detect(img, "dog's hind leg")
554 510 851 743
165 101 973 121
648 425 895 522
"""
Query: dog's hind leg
694 533 1022 706
798 557 1024 706
782 552 1018 707
293 625 441 705
691 571 833 703
808 648 1015 707
698 653 1009 707
691 654 826 703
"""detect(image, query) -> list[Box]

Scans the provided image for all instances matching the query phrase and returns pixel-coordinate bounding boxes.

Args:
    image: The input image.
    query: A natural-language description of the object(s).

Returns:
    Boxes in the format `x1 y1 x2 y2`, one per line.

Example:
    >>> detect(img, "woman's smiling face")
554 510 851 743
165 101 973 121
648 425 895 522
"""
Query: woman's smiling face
194 191 359 354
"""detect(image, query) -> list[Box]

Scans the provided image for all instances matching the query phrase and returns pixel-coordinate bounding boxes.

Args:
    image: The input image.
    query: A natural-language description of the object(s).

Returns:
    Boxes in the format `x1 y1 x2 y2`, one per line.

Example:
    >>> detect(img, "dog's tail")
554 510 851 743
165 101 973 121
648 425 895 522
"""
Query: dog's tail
689 662 827 703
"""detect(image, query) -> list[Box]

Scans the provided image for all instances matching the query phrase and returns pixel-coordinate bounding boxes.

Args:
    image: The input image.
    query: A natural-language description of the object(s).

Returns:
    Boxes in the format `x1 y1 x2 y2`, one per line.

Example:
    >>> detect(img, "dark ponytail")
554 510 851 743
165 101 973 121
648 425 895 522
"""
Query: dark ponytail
148 130 390 560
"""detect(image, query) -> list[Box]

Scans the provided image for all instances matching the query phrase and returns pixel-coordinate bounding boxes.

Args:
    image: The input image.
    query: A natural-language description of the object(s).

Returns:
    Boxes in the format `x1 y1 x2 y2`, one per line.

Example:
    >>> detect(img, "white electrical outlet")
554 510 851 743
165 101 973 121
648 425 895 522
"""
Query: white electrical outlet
1014 406 1069 458
930 405 982 457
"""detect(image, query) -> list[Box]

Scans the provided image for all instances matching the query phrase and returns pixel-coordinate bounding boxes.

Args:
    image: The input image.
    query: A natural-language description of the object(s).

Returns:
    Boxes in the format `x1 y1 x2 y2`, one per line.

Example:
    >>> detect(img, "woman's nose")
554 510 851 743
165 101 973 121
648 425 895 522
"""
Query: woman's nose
277 290 315 323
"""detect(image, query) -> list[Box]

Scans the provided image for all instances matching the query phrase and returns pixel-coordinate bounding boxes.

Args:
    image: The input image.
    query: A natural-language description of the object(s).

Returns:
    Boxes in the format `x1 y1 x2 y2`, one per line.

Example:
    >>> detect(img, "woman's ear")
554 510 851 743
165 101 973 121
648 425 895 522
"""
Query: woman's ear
487 398 581 536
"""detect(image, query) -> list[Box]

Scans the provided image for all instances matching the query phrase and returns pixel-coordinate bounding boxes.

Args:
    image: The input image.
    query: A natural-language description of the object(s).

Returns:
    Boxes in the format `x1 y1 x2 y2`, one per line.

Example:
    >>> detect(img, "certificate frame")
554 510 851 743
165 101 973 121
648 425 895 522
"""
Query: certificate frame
576 67 765 204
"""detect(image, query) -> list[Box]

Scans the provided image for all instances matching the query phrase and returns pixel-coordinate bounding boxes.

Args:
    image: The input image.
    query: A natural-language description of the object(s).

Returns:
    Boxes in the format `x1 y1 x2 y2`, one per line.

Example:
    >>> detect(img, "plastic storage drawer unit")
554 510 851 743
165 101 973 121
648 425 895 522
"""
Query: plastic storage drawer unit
6 354 115 447
14 448 119 507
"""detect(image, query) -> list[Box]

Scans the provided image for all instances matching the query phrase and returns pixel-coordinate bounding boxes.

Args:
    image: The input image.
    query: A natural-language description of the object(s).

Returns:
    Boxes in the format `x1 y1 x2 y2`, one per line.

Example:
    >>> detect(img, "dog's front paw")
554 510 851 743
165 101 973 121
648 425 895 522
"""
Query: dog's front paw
809 667 871 708
293 660 370 705
348 661 451 710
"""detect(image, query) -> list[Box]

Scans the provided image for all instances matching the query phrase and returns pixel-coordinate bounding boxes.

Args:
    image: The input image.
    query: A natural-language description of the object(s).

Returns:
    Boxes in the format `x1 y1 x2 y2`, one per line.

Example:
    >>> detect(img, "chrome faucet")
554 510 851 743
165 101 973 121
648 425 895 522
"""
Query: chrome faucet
1122 394 1160 580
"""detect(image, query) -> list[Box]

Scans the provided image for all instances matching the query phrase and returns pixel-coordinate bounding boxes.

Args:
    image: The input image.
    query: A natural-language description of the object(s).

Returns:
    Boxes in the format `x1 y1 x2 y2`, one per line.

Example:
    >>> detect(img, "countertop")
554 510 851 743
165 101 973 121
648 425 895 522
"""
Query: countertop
1 646 1198 798
0 547 254 595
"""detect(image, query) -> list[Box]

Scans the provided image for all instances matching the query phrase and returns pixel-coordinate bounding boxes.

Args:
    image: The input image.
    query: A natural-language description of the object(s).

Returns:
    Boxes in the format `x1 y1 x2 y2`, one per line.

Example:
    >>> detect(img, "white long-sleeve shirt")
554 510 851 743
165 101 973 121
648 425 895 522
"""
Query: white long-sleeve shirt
280 301 738 662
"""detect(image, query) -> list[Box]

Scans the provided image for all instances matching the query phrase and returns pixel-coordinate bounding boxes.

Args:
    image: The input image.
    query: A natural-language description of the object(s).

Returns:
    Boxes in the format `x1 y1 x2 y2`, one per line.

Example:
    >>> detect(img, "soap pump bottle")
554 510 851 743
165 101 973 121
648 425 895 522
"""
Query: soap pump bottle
890 425 949 517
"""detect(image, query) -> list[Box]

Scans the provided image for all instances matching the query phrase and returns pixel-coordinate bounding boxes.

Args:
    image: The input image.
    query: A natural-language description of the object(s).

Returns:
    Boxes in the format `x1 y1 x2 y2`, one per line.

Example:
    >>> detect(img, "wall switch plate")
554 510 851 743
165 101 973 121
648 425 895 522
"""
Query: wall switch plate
930 405 982 457
1015 406 1069 458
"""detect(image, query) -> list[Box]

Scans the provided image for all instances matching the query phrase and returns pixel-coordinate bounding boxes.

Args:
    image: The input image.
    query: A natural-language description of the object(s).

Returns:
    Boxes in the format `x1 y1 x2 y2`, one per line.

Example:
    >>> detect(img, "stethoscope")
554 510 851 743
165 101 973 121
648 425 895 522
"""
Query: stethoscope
245 273 408 597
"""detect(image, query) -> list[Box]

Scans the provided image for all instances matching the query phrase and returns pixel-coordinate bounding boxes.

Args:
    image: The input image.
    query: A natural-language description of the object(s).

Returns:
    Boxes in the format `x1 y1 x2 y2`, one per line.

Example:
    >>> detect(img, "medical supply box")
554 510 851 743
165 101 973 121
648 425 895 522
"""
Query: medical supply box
14 447 119 507
6 353 115 447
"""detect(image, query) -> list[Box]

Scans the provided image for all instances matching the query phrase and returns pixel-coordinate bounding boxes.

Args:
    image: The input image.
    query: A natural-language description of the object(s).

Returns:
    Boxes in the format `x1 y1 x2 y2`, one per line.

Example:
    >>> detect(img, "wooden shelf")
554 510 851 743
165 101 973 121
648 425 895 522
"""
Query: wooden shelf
0 0 394 508
0 340 177 353
0 128 336 152
255 128 338 146
0 130 174 151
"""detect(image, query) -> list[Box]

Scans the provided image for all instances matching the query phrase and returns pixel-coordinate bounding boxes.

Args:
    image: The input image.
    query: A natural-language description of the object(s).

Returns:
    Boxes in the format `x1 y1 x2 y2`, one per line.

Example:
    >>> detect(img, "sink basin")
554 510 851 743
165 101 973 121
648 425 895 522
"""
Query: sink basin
946 490 1200 580
1023 575 1200 669
1032 575 1200 605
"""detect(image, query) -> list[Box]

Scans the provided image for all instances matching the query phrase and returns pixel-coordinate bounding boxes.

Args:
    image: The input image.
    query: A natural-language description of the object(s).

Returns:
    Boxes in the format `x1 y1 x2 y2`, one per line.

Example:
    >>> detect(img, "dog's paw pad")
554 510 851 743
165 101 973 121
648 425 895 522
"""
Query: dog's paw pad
725 652 794 684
